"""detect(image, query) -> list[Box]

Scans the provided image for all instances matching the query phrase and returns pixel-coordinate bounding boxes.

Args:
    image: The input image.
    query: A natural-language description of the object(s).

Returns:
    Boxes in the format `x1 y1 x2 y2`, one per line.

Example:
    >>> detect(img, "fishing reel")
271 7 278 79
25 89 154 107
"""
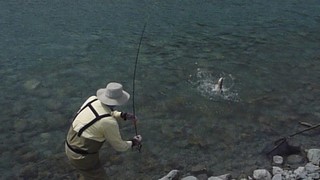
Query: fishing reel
132 143 142 153
131 140 142 152
131 134 142 153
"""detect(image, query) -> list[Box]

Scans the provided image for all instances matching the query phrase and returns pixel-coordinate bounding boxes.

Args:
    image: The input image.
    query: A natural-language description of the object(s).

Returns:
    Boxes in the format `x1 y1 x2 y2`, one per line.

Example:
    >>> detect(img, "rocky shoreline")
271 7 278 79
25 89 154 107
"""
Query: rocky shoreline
159 149 320 180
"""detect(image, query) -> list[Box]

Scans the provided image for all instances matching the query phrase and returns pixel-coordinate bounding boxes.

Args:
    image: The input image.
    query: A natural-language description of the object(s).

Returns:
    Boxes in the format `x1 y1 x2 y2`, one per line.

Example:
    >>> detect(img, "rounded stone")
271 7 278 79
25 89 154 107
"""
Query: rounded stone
253 169 272 180
273 155 284 165
287 154 304 165
307 149 320 165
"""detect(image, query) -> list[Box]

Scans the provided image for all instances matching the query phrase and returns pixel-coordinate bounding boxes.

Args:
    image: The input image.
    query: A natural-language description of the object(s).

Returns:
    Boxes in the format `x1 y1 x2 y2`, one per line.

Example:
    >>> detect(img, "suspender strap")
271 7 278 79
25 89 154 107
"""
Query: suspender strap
72 98 111 136
77 113 111 137
75 99 111 137
72 98 98 122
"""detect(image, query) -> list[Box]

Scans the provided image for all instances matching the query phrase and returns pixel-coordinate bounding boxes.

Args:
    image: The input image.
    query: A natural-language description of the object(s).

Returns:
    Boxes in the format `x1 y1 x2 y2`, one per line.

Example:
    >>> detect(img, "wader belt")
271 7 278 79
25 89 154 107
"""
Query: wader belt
65 140 93 155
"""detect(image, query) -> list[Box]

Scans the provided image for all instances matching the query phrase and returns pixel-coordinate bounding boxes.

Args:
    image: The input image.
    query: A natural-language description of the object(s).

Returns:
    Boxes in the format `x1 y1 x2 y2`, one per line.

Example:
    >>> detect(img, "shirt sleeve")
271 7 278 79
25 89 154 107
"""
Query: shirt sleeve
103 119 132 152
111 110 124 121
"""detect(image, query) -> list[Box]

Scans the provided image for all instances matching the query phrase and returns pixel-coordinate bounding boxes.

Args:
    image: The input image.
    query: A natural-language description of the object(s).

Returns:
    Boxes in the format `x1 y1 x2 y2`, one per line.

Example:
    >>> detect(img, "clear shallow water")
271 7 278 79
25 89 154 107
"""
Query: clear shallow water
1 0 320 179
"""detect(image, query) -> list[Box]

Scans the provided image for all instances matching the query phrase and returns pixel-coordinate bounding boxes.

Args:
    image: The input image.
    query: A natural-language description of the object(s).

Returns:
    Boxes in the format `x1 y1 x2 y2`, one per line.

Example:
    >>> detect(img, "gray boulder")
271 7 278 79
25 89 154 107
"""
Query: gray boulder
253 169 272 180
307 149 320 165
159 170 180 180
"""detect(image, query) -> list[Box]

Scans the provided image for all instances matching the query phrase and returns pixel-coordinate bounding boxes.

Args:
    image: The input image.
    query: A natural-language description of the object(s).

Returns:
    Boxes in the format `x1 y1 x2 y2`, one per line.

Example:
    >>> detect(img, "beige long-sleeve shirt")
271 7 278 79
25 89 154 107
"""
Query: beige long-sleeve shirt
72 96 132 152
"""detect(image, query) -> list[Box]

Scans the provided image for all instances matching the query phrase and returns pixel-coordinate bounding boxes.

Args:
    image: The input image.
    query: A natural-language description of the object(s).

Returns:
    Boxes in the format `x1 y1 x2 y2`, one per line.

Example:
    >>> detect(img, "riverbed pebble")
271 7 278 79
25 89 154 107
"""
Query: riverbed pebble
272 156 283 165
253 169 272 180
286 154 304 165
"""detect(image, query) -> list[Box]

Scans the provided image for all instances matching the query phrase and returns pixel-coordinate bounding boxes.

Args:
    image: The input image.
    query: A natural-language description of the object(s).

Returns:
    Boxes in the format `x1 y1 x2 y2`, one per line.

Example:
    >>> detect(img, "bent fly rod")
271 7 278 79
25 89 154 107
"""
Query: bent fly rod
132 23 147 152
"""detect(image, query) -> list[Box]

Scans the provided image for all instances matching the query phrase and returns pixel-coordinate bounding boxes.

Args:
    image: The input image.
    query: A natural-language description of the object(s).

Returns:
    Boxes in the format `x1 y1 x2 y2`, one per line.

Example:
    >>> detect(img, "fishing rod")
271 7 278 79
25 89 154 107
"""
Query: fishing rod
132 23 147 152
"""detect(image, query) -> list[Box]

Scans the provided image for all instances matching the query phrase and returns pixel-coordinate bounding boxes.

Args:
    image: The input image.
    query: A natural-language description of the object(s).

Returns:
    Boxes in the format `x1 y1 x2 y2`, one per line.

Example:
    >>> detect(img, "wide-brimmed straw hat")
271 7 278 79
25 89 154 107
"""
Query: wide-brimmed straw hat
96 82 130 106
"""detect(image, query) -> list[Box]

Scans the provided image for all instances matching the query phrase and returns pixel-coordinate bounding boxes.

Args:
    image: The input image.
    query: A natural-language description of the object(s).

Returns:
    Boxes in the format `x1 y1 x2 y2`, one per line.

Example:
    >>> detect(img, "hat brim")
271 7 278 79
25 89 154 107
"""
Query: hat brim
96 88 130 106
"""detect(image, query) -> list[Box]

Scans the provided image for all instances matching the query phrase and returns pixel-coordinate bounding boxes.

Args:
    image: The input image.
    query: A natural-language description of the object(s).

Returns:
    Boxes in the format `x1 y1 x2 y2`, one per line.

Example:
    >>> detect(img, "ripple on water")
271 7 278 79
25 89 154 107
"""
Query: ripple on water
191 68 240 102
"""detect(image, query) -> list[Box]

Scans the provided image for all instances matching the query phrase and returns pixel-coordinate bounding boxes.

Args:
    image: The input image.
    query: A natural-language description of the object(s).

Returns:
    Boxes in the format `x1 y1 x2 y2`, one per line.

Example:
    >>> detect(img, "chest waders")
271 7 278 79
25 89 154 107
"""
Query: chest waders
66 98 110 155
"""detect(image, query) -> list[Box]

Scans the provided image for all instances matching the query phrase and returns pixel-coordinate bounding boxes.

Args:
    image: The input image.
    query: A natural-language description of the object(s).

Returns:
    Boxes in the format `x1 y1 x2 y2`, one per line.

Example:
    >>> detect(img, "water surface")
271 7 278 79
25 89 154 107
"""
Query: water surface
1 0 320 179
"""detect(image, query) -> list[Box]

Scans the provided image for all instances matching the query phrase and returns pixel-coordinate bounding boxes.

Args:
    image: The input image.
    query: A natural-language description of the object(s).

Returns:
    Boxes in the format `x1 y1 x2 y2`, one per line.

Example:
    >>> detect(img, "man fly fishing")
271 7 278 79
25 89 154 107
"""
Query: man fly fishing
65 82 142 180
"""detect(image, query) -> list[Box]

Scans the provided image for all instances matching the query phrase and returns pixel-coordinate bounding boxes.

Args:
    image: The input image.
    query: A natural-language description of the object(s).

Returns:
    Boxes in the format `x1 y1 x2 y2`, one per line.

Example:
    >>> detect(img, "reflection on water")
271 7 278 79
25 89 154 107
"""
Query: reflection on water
0 0 320 179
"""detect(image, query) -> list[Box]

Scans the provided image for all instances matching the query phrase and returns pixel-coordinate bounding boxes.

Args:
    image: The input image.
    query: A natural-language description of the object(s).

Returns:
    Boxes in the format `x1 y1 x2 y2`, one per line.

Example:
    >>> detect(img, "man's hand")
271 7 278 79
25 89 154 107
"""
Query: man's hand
131 135 142 147
121 112 138 122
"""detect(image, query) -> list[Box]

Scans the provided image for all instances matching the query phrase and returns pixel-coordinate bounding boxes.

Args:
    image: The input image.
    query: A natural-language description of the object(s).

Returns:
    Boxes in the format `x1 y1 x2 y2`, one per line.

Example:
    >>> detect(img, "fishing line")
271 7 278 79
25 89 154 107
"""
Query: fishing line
132 23 147 152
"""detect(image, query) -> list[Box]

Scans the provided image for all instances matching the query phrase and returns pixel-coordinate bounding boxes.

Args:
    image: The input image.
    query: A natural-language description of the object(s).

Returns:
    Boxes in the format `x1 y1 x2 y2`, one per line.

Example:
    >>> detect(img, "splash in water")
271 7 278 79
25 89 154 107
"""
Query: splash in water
190 68 240 102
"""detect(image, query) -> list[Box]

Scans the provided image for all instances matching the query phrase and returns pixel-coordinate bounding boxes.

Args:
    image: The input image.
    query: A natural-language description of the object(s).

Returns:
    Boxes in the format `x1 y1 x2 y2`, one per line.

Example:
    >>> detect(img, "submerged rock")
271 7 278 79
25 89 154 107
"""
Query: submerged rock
24 79 41 90
286 154 305 165
191 164 207 175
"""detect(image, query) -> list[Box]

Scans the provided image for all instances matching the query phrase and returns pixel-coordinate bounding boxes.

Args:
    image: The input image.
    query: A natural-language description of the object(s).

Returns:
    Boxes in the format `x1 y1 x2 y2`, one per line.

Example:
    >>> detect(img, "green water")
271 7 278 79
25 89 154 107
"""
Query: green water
0 0 319 179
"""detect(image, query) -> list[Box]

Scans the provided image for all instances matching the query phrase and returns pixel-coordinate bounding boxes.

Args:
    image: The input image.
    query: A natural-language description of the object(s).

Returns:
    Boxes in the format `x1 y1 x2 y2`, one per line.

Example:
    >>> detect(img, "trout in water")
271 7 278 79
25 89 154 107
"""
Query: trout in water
216 77 224 94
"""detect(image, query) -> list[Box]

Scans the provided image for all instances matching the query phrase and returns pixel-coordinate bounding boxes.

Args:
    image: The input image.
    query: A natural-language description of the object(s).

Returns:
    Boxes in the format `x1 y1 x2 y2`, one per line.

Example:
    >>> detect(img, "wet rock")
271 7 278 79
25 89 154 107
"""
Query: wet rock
272 166 283 175
159 170 180 180
272 156 283 165
286 154 305 165
191 164 207 175
271 174 282 180
307 149 320 165
197 173 208 180
24 79 41 90
282 170 294 179
208 173 231 180
208 177 222 180
308 172 320 179
305 163 320 173
181 176 198 180
294 167 307 179
253 169 271 180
